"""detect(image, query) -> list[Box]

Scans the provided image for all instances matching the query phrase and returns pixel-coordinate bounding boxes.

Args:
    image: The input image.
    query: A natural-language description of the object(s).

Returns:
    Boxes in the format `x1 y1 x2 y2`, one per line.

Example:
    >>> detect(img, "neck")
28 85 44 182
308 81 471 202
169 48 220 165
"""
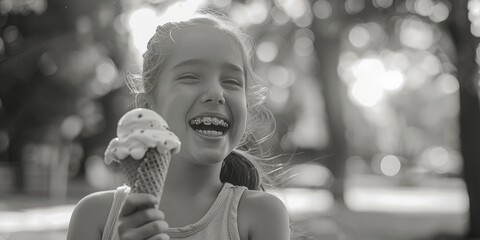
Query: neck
162 156 223 198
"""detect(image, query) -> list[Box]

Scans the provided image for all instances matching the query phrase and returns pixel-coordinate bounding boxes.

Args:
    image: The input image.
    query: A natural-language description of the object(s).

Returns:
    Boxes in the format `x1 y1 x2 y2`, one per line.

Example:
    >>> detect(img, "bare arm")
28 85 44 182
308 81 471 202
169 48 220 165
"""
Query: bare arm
66 191 113 240
239 191 291 240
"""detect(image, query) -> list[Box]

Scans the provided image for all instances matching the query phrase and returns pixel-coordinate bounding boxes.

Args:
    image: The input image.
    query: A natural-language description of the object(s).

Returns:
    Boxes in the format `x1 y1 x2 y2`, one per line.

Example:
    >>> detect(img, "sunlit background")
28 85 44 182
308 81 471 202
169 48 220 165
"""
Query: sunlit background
1 0 479 239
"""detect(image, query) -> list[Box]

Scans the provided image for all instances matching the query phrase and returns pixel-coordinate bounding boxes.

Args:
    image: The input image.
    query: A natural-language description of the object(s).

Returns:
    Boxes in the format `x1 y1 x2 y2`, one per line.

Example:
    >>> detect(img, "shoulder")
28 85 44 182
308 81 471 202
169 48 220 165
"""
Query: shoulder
239 190 287 214
237 190 290 240
67 190 115 240
76 190 115 215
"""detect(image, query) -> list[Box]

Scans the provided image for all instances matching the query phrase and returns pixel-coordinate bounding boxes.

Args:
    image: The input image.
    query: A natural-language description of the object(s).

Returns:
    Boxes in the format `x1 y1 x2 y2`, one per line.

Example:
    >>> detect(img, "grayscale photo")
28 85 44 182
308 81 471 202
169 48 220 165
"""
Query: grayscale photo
0 0 477 240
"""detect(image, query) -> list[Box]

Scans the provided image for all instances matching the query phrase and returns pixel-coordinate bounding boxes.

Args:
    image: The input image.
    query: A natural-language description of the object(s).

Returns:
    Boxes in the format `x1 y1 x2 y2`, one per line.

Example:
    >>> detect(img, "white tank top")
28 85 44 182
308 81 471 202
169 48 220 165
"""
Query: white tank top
101 182 247 240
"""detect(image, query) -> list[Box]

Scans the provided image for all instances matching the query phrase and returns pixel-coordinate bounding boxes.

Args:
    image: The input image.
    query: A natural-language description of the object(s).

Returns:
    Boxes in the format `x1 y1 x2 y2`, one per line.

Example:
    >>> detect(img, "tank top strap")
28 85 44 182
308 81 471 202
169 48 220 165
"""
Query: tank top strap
101 185 131 240
227 184 248 240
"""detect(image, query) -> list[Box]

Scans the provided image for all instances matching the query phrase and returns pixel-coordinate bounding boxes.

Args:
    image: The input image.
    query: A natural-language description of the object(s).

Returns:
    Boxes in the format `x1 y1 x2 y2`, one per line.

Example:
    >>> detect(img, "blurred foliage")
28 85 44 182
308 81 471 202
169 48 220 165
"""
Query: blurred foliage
0 0 130 193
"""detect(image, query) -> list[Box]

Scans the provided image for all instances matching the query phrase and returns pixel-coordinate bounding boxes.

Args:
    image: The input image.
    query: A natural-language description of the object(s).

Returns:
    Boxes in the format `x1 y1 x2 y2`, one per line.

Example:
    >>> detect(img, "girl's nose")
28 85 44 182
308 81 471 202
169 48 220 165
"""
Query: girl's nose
201 82 225 105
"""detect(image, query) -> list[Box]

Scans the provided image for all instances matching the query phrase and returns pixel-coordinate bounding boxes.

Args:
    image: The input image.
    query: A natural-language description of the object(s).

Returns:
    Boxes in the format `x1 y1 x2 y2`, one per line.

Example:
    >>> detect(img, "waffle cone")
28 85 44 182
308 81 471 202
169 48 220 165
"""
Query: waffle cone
119 148 171 200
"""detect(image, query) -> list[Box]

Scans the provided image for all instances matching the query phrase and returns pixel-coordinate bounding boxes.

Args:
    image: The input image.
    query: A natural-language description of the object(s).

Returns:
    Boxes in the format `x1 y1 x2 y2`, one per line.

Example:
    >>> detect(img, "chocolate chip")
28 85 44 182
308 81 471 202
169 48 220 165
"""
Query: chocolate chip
138 114 142 118
141 130 144 133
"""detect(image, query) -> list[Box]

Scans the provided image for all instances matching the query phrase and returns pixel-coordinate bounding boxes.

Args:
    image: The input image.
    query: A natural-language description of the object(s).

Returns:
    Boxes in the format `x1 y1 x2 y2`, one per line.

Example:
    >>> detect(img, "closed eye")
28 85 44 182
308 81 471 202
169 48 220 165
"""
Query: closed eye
179 74 199 80
223 78 243 87
177 74 201 84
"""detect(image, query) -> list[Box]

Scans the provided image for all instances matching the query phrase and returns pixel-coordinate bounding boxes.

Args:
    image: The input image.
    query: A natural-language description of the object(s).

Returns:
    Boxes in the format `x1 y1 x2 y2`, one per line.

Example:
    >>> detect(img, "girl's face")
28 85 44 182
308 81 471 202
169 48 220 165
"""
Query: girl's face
150 26 248 165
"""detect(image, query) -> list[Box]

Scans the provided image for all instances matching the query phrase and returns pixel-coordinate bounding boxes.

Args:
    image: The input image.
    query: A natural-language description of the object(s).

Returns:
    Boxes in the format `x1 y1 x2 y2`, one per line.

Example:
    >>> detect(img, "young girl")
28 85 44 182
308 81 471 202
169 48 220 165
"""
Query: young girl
66 11 290 240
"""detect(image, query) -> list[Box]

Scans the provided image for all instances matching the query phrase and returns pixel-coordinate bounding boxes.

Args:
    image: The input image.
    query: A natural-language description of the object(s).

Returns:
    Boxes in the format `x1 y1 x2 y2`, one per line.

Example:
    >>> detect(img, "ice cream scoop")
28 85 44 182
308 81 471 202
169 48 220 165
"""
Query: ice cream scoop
104 108 181 164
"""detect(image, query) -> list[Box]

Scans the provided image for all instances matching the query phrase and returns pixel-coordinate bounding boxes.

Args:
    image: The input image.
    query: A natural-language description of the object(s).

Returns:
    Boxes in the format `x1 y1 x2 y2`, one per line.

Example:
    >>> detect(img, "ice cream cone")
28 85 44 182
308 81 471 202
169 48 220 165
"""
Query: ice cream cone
104 108 181 202
130 148 171 200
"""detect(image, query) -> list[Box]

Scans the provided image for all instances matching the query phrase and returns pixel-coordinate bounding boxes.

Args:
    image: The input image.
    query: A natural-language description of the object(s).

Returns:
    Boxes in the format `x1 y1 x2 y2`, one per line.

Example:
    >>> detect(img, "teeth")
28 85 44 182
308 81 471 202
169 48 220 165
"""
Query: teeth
190 117 229 128
195 129 224 136
218 119 228 127
202 117 212 125
190 118 201 125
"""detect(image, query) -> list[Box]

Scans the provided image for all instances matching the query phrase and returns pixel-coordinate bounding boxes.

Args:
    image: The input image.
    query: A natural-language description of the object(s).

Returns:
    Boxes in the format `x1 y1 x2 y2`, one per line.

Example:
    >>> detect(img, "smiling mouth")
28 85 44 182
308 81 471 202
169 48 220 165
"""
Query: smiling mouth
188 116 230 137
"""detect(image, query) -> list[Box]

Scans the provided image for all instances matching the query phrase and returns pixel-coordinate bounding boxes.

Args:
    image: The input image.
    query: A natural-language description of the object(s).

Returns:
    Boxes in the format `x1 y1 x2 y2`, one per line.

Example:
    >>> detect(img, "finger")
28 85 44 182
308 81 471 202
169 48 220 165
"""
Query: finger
146 233 170 240
121 220 169 240
119 208 165 229
120 193 159 217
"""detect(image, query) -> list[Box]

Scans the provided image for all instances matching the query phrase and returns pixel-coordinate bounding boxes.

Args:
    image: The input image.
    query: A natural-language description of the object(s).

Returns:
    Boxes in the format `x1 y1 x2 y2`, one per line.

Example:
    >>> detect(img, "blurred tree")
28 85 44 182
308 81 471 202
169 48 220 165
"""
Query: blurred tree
448 0 480 238
311 0 348 200
310 0 380 199
0 0 127 194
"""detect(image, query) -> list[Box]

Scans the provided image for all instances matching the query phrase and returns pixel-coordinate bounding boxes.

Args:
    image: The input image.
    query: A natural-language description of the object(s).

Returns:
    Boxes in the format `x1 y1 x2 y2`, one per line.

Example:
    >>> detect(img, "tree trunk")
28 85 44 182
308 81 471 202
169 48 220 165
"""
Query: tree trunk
311 1 348 200
448 0 480 238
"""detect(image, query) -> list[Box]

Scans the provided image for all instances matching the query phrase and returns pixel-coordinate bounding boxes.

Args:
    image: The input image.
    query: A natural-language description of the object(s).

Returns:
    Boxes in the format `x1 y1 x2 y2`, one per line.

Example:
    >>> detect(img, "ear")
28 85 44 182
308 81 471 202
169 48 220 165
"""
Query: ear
135 92 154 109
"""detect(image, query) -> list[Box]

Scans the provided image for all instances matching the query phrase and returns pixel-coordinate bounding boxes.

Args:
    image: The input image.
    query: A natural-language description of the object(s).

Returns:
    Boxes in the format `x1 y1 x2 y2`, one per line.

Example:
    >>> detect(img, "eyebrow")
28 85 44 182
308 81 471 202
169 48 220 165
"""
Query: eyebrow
172 59 244 73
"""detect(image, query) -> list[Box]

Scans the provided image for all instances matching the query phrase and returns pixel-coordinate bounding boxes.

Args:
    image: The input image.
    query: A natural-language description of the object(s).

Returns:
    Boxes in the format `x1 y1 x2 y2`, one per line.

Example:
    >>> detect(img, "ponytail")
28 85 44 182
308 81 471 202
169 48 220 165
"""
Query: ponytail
220 150 265 191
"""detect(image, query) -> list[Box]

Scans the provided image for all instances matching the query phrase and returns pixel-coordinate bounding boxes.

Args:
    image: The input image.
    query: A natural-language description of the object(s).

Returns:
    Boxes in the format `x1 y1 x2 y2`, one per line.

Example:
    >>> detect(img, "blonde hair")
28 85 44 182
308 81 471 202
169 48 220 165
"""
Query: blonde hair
127 10 276 190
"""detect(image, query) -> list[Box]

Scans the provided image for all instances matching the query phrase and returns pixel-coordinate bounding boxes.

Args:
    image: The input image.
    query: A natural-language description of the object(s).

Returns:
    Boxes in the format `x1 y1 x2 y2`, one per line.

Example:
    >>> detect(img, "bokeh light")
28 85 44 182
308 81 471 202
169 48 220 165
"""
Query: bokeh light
38 52 58 76
419 53 441 76
267 65 293 87
345 0 365 14
3 25 22 49
95 58 118 85
312 0 332 19
349 58 386 107
436 73 459 95
428 147 450 174
399 18 434 50
414 0 434 16
60 115 83 140
256 40 279 62
247 1 269 24
470 0 480 37
380 155 401 177
373 0 394 9
293 11 313 28
275 0 309 19
128 8 158 55
294 36 314 56
417 146 463 175
382 70 405 91
349 25 370 48
230 1 270 26
270 6 289 25
430 2 450 23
